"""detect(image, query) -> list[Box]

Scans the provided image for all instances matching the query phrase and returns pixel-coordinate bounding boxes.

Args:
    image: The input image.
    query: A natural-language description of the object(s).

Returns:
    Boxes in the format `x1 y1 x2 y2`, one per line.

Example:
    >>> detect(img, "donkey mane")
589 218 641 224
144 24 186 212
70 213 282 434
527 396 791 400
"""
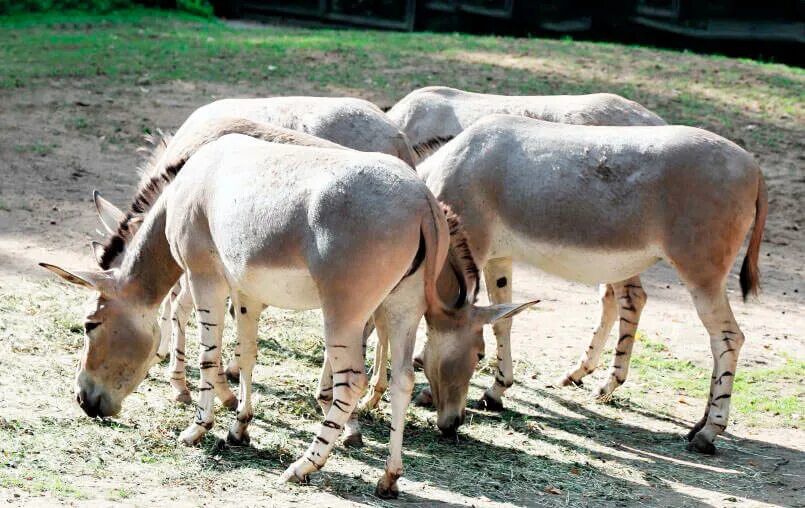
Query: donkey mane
441 204 480 305
99 131 182 270
412 136 454 160
98 118 344 270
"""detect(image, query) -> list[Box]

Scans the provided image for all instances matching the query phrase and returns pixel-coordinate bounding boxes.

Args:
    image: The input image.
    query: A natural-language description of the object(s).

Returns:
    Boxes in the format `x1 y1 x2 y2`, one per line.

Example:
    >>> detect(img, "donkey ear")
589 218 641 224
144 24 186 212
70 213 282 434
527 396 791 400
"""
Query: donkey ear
93 190 125 235
39 262 114 292
475 300 539 324
89 241 105 266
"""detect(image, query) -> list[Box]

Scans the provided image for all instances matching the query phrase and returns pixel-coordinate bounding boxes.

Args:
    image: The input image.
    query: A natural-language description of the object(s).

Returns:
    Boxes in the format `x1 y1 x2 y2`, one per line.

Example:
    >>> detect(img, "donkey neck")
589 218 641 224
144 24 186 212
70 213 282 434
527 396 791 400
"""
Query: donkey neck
118 197 182 306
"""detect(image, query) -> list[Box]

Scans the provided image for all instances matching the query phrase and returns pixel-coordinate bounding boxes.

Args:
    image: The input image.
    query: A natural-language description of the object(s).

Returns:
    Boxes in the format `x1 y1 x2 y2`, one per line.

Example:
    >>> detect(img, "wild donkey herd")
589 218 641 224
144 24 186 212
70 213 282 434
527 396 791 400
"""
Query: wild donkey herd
41 86 767 498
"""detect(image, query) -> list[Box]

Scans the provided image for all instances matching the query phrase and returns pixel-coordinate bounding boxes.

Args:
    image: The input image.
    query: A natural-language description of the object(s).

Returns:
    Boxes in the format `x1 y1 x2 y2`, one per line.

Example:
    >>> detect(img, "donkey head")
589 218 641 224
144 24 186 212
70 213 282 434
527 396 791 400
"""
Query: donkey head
40 263 159 418
421 208 536 436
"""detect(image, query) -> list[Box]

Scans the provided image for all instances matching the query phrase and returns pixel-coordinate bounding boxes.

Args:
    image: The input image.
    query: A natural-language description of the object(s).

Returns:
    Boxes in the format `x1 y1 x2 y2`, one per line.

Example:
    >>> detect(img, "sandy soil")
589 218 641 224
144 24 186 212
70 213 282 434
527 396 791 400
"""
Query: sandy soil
0 80 802 506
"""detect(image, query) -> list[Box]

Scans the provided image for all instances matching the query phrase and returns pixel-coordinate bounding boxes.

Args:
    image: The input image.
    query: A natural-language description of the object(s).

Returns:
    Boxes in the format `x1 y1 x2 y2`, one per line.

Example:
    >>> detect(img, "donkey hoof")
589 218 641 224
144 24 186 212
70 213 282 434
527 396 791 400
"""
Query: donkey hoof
343 433 364 448
375 473 400 499
555 375 582 388
413 387 433 407
226 430 250 447
225 368 240 383
173 390 192 404
178 425 205 446
222 396 238 411
475 393 504 412
687 433 717 455
279 465 309 484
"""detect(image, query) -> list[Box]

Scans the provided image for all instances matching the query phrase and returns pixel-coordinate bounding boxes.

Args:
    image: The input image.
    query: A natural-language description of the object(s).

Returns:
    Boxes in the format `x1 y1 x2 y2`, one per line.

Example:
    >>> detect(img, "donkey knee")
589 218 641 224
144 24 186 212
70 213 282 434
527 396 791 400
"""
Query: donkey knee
393 366 415 395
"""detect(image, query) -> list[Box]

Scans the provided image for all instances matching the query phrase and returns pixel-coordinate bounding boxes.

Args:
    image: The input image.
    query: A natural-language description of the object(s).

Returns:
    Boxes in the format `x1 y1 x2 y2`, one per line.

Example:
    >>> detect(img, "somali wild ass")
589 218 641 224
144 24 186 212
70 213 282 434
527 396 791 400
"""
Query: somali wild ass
366 86 666 412
92 117 349 407
42 134 533 497
386 86 665 162
414 114 766 453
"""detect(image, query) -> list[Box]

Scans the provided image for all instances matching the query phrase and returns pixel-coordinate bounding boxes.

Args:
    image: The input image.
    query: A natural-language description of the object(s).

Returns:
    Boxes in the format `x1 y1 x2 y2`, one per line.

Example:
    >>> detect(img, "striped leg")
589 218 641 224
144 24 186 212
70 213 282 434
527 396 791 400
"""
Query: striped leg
595 277 646 400
178 275 229 446
168 279 193 404
687 286 744 454
688 363 718 442
344 320 376 448
280 322 367 483
557 284 617 387
478 257 513 411
226 293 259 446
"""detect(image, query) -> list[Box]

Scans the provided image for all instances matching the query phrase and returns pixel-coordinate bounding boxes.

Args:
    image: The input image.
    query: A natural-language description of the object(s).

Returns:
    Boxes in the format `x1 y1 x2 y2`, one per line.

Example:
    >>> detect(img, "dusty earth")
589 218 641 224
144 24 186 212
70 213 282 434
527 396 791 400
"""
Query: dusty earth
0 74 803 508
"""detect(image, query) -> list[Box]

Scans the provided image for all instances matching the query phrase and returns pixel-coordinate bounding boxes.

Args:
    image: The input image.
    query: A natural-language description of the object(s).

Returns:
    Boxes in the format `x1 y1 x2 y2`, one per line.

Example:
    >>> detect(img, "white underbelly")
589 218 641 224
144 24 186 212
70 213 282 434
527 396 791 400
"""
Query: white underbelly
236 267 321 310
495 234 662 284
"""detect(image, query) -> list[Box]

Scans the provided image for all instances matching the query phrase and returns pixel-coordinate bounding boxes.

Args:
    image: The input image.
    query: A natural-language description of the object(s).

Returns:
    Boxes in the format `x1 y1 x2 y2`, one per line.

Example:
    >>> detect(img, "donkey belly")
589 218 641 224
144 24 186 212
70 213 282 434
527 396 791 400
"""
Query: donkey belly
501 234 661 284
238 267 321 311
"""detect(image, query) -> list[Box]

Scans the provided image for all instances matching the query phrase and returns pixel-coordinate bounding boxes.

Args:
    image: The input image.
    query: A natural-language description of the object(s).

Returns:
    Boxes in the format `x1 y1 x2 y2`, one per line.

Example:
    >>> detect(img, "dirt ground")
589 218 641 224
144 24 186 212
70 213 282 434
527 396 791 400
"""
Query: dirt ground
0 71 803 507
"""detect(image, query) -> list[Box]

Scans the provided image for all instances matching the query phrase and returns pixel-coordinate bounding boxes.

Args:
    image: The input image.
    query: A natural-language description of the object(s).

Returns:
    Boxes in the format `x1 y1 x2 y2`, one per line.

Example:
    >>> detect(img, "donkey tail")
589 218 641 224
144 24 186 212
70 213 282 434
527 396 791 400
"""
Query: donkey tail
740 172 768 301
420 189 449 312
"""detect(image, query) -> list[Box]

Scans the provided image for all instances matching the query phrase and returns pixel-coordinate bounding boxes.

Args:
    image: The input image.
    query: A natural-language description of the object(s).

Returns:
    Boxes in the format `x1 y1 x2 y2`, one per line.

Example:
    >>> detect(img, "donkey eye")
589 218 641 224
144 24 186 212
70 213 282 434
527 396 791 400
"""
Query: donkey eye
84 322 101 333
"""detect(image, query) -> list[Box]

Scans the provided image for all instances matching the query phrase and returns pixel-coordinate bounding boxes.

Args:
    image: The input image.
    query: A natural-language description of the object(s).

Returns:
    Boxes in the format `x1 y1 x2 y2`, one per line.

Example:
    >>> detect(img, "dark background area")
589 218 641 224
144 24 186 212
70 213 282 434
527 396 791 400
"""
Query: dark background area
2 0 802 65
218 0 804 65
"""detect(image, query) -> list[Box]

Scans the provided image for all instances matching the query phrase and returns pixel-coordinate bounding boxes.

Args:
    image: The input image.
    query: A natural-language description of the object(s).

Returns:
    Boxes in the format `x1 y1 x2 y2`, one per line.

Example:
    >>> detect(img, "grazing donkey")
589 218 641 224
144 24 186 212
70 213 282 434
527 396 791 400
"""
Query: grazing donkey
42 134 533 497
367 86 666 413
414 115 767 453
386 86 665 162
93 97 416 404
91 117 348 407
174 96 417 166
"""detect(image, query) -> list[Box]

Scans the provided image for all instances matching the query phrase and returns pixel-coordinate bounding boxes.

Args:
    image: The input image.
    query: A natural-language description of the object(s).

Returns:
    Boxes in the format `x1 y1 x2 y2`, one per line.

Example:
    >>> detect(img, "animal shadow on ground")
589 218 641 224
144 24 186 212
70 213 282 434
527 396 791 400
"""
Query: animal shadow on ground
187 370 799 507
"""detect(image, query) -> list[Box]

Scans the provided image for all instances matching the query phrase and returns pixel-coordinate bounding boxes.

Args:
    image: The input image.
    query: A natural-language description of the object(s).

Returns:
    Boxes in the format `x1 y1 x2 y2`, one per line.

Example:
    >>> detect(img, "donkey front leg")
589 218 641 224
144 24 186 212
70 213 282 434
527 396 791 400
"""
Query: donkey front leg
167 279 193 403
178 276 229 446
595 277 647 400
280 321 368 483
557 284 618 387
360 319 388 411
152 287 177 367
478 257 513 411
226 293 259 446
687 287 745 454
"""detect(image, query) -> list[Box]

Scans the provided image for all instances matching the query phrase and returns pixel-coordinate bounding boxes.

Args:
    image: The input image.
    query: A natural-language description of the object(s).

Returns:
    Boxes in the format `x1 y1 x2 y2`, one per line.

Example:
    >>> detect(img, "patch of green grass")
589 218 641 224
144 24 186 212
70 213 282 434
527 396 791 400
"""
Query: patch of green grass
14 142 57 156
626 338 804 427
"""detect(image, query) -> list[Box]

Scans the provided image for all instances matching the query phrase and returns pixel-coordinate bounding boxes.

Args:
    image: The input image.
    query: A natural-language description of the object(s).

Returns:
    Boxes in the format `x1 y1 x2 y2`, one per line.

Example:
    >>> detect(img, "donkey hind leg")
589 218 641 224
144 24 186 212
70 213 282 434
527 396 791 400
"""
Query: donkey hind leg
372 273 424 498
167 278 193 404
343 319 377 448
595 277 647 400
687 287 745 454
226 293 260 446
557 284 617 387
178 275 229 446
280 321 368 483
478 257 513 411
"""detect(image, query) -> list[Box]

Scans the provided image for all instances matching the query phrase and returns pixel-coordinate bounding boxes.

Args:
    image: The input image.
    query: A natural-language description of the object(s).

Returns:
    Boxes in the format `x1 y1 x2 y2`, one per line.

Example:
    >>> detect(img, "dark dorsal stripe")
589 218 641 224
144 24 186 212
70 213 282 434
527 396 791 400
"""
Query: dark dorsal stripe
411 136 454 160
